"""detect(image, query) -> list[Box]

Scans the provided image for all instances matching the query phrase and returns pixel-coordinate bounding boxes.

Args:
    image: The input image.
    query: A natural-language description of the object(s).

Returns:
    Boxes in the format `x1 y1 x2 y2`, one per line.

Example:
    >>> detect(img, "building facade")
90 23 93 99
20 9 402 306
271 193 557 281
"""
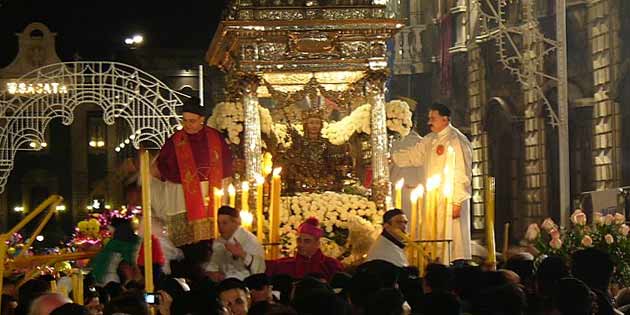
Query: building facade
391 0 630 242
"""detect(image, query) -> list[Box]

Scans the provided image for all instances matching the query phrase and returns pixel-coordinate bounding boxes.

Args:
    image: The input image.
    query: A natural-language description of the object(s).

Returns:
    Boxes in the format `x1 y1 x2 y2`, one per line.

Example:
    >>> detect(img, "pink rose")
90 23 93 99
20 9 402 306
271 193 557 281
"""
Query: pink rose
524 223 540 241
541 218 556 232
574 212 587 226
593 212 603 226
571 209 584 224
581 235 593 247
619 224 629 237
614 213 626 225
549 238 562 250
604 234 614 244
604 214 614 225
549 228 561 240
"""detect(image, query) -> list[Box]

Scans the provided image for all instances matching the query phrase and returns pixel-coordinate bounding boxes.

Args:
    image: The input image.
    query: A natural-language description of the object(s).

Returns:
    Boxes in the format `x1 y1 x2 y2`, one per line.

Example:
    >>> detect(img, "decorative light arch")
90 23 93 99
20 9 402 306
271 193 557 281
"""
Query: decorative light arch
0 61 188 193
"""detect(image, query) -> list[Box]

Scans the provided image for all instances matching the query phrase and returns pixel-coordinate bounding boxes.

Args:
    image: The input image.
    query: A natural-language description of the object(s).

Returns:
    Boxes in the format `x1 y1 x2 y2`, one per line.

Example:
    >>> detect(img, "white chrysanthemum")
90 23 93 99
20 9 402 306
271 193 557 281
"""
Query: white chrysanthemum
207 102 273 144
278 193 378 257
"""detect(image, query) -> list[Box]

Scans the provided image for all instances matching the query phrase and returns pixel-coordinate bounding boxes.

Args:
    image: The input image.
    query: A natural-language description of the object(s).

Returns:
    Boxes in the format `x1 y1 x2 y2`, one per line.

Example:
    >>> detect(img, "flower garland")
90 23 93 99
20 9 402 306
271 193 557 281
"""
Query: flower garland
272 122 308 149
321 100 413 145
207 102 273 144
321 104 371 145
525 210 630 286
278 192 384 259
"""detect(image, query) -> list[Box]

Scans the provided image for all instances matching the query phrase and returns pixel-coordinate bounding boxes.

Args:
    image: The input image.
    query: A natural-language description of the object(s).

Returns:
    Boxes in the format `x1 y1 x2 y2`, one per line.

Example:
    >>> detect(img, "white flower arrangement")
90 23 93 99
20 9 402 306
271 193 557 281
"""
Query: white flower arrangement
321 104 371 145
386 100 413 137
278 192 383 258
321 100 413 145
271 123 311 149
207 102 273 144
272 123 293 149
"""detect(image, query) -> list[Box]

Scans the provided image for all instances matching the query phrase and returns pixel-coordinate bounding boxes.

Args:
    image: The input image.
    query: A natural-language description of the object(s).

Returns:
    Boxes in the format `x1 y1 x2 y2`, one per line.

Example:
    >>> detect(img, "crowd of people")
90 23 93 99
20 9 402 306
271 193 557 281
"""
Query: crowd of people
2 205 630 315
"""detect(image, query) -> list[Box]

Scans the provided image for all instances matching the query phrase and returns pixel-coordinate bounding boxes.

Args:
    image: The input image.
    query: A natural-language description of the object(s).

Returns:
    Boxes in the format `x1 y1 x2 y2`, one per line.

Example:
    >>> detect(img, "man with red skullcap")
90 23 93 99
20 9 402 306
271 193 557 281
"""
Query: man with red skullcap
265 217 343 281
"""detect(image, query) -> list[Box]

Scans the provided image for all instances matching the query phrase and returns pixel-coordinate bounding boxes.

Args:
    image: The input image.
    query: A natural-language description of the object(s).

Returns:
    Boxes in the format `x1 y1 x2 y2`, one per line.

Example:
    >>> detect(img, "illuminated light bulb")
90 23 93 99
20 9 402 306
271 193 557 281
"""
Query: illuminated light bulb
40 142 48 148
89 140 97 147
115 147 121 152
132 35 143 44
36 235 44 242
97 140 105 147
29 142 37 148
125 38 134 45
124 139 130 144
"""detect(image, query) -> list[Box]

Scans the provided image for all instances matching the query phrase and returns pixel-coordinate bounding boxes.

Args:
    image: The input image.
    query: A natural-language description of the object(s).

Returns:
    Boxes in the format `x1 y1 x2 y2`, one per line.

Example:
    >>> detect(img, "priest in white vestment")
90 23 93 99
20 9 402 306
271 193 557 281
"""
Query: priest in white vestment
366 209 409 267
392 103 472 262
205 206 266 281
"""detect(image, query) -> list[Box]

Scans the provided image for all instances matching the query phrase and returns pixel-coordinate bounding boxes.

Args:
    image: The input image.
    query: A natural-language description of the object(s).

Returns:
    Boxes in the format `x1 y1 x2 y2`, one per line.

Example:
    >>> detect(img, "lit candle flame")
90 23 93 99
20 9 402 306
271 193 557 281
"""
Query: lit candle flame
395 178 405 190
412 184 425 200
228 184 236 195
410 189 418 202
426 175 442 191
242 181 250 191
254 173 265 185
240 210 254 227
273 167 282 176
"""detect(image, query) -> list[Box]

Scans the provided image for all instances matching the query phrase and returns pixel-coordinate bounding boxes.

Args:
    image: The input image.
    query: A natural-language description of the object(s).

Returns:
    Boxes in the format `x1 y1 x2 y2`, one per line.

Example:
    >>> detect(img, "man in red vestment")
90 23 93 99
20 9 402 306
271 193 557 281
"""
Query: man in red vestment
266 217 343 281
152 97 233 246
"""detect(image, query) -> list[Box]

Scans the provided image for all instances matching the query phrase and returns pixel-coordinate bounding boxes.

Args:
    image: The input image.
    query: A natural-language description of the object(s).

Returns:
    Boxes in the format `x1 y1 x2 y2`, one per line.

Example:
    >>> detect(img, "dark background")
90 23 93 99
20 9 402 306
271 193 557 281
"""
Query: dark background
0 0 227 66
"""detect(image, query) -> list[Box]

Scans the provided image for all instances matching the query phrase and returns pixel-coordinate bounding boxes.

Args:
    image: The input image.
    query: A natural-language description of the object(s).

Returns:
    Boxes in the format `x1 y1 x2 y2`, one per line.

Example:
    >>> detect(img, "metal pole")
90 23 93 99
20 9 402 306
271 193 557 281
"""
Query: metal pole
140 149 154 293
199 65 204 106
556 0 570 227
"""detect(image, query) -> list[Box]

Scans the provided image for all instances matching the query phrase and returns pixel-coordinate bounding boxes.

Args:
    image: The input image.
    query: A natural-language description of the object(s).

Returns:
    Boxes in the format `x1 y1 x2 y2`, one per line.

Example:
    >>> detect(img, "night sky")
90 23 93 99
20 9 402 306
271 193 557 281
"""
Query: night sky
0 0 227 67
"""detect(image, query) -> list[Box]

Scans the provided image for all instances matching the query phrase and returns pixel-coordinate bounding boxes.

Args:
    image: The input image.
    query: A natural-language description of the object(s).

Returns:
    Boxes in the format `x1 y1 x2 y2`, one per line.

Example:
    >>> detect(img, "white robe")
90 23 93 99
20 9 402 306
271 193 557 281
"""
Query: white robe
366 234 409 267
392 124 472 261
390 131 424 220
205 226 266 280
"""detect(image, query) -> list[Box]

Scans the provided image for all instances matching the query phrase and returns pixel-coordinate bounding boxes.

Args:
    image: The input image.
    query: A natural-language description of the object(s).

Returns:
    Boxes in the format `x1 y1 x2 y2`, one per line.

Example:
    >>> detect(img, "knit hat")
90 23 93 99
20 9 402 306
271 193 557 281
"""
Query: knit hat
297 217 324 238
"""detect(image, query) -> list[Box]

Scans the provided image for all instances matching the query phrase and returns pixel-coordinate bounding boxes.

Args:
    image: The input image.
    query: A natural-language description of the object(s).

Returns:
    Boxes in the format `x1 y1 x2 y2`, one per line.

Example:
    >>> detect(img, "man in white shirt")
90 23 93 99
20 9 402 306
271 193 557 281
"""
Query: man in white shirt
366 209 409 267
392 103 472 262
206 206 265 281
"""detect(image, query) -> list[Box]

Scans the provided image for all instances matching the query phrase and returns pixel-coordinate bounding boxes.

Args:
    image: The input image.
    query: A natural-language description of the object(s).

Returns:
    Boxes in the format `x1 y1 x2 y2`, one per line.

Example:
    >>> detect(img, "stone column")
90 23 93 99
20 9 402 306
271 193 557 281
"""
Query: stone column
522 86 547 223
467 44 488 232
521 0 549 224
239 74 263 182
588 0 622 190
365 70 390 210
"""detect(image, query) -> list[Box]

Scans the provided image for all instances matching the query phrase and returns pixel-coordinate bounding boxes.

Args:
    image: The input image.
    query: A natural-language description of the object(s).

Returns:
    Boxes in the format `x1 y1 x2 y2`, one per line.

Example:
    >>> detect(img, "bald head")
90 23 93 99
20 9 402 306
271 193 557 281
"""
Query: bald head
29 293 71 315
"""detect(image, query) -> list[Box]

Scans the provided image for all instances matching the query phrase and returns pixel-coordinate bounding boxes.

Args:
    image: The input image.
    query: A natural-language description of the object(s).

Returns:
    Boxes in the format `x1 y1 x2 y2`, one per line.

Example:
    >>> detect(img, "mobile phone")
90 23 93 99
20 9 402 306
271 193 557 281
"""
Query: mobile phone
144 293 160 305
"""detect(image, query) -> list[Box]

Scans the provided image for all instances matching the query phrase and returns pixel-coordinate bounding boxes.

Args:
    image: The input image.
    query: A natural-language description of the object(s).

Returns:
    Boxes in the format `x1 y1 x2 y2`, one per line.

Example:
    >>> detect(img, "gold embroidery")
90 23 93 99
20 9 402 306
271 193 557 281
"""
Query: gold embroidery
182 170 199 194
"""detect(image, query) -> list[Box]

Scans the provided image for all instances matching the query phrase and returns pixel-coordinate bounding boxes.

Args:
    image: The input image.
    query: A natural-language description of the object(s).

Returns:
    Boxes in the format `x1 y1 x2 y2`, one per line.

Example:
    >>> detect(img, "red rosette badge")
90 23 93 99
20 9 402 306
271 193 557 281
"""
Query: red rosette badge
436 144 445 155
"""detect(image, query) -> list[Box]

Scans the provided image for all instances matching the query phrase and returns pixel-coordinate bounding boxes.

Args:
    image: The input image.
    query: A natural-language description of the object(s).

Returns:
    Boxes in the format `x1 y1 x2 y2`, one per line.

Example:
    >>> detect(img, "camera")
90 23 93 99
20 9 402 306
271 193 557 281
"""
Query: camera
144 293 160 305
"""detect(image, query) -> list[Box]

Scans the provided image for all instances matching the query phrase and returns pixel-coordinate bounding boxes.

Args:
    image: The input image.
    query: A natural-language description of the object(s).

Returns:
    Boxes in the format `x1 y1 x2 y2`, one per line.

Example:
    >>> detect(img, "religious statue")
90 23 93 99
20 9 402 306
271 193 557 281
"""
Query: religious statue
278 108 350 193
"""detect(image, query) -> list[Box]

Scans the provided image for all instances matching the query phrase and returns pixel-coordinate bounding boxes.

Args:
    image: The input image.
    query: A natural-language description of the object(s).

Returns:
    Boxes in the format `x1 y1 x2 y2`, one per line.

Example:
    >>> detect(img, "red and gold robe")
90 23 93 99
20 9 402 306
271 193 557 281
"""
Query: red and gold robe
154 126 233 246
